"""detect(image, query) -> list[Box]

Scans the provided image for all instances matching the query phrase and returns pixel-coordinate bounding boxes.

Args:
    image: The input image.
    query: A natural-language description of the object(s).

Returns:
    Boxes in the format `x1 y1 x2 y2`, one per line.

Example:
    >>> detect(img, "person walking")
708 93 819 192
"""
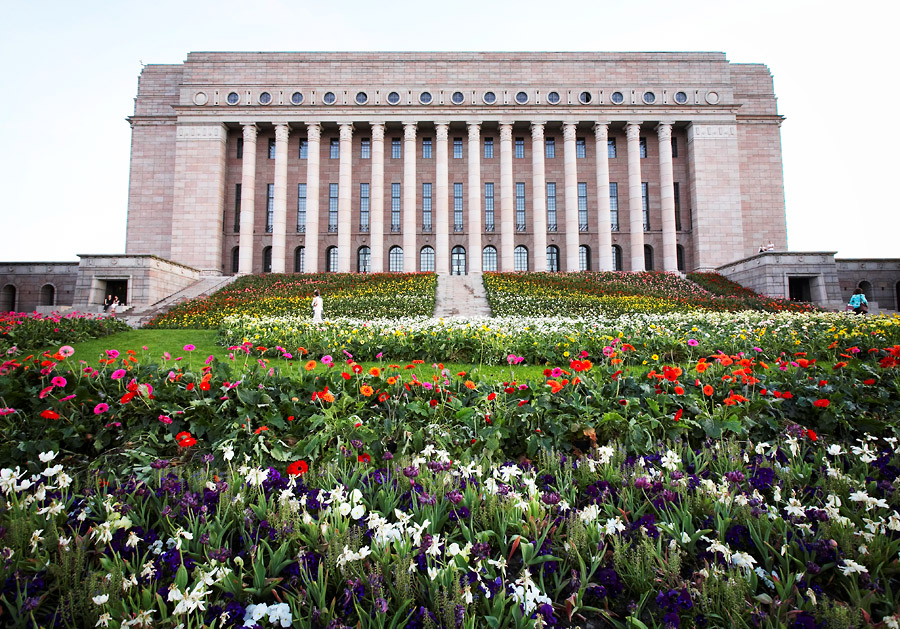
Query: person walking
311 289 323 323
847 288 868 315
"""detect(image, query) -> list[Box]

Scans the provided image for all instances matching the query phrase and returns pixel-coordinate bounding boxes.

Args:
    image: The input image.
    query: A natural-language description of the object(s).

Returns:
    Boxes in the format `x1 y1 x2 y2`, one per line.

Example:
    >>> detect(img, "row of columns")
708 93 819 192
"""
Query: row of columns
236 121 678 275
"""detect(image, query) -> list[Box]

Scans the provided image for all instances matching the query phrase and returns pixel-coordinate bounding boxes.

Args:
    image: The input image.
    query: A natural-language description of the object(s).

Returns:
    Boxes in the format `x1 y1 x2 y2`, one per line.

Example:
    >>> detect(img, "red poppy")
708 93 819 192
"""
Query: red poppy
487 392 496 401
813 399 830 408
429 399 438 407
341 372 351 380
40 409 59 420
806 429 818 441
674 386 684 395
673 408 683 422
254 426 269 434
287 460 308 476
358 453 371 464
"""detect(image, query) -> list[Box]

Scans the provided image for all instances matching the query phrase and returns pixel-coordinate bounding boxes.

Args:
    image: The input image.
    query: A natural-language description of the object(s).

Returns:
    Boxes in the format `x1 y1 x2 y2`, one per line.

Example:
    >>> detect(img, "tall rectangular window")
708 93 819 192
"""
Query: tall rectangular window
674 182 682 231
391 183 401 231
639 137 647 159
515 182 526 230
610 182 619 231
422 138 432 159
453 183 464 231
299 139 308 159
328 183 338 231
422 183 433 231
234 184 241 232
360 138 371 159
359 183 370 232
576 137 586 159
546 182 557 231
545 138 556 159
515 137 525 159
330 139 339 159
484 183 495 231
268 138 276 159
453 138 463 159
608 138 617 159
671 137 678 158
296 184 307 233
266 183 275 232
236 137 244 159
484 137 494 159
578 182 588 231
642 182 650 231
391 138 401 159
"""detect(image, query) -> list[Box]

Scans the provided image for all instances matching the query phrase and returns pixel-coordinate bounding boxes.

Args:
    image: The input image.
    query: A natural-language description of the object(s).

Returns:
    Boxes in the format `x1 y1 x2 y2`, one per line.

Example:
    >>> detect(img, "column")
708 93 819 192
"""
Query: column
435 122 450 274
562 122 579 271
594 122 613 271
403 122 417 272
305 123 321 273
657 122 677 272
370 123 385 273
337 122 353 272
467 122 482 274
271 123 290 273
625 122 645 271
499 122 514 271
238 123 258 274
531 122 547 272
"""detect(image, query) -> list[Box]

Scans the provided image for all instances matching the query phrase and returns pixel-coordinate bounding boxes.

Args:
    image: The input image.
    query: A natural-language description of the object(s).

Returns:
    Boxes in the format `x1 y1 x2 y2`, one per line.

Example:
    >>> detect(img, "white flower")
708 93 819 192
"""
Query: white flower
30 529 43 553
222 445 235 462
660 449 680 472
39 451 58 463
244 603 268 625
350 504 366 520
681 532 691 544
42 464 63 477
245 467 269 486
838 559 868 576
92 594 110 605
126 531 142 548
95 613 112 627
784 498 806 518
883 614 900 629
603 517 625 536
579 504 599 524
267 602 293 627
596 446 615 465
338 502 352 517
731 551 757 573
56 472 72 489
0 467 22 495
58 536 71 551
826 444 844 456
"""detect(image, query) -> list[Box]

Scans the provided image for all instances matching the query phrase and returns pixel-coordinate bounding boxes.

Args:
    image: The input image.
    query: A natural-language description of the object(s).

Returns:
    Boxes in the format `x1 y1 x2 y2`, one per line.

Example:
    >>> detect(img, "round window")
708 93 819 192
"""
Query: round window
226 91 240 105
291 91 304 105
323 91 337 105
192 92 208 106
387 91 401 105
673 91 687 104
642 91 656 104
355 91 368 105
546 91 560 104
515 91 528 104
259 91 272 105
705 91 720 105
483 91 496 104
419 91 433 104
579 91 592 104
610 91 624 104
451 91 465 104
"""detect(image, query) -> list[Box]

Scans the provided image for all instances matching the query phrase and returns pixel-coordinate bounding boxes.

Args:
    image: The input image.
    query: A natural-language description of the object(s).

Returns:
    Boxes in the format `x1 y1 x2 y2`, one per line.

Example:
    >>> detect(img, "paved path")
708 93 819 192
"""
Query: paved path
433 273 492 318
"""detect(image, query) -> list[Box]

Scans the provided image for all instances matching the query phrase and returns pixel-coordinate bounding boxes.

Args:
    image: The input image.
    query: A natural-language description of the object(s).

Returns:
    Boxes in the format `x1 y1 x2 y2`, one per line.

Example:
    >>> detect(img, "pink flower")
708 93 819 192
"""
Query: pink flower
158 414 172 424
94 403 109 414
59 345 75 357
321 355 334 366
183 344 196 352
551 368 563 378
282 353 293 359
142 346 148 350
163 352 171 361
60 394 76 402
687 339 699 347
110 369 127 380
205 355 215 365
51 376 67 388
105 349 120 359
0 408 15 416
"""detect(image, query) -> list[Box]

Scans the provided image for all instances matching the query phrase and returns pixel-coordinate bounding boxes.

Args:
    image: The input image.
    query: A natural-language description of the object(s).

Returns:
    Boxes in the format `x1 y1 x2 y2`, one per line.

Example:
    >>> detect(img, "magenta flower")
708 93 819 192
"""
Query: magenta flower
687 339 699 347
60 394 76 402
321 355 334 366
163 352 171 361
551 368 563 378
110 369 127 380
205 355 215 365
59 345 75 357
105 349 120 359
94 403 109 415
183 344 196 352
51 376 67 388
0 408 16 416
158 414 172 424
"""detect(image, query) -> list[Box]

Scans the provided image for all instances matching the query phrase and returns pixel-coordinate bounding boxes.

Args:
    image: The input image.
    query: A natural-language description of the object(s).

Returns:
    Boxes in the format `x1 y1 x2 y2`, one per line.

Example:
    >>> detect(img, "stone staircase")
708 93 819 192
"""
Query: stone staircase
433 273 492 318
125 275 240 327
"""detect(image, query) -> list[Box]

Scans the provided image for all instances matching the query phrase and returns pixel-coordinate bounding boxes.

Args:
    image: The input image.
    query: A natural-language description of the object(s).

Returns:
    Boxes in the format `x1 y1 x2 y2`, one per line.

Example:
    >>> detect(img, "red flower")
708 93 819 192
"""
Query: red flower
518 400 528 407
287 460 308 476
341 372 351 380
673 408 683 422
254 426 269 434
358 453 371 464
702 385 714 396
429 399 438 407
352 364 363 374
781 392 794 400
487 392 496 401
863 379 875 385
674 386 684 395
806 429 818 441
186 382 195 391
813 399 830 408
40 409 59 420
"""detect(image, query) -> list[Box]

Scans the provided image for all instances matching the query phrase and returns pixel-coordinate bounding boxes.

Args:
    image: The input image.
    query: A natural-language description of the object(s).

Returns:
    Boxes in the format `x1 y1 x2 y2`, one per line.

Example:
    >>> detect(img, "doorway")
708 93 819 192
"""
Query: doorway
105 280 128 305
451 246 466 275
788 276 812 302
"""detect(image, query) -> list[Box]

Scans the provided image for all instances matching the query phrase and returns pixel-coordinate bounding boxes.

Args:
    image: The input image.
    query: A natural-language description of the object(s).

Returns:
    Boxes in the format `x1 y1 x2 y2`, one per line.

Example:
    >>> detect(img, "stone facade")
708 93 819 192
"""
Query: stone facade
0 263 78 313
836 259 900 312
126 52 789 275
72 255 200 310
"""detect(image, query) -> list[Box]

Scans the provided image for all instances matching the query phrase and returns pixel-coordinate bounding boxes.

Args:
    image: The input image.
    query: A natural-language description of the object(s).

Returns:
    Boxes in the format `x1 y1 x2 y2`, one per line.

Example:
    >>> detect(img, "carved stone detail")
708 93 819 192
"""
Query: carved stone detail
562 122 577 141
499 123 513 142
530 122 545 141
625 122 642 140
176 124 227 141
593 122 609 140
306 123 321 141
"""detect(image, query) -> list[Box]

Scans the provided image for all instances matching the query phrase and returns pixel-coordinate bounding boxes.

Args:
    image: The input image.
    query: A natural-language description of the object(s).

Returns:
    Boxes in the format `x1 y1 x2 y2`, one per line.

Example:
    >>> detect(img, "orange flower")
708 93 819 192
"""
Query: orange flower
387 376 397 385
368 367 381 377
547 380 564 394
304 360 317 371
360 384 374 397
832 362 847 370
696 362 709 373
719 356 733 367
464 380 476 390
674 386 684 395
322 392 335 403
702 385 714 396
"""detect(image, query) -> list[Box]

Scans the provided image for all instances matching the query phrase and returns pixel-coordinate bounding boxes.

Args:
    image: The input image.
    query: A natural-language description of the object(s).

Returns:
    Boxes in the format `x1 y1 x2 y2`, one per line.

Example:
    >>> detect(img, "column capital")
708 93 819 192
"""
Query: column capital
655 122 673 140
467 121 481 140
403 121 417 139
274 122 290 142
435 122 450 141
562 122 577 141
371 122 385 141
306 123 321 141
530 121 546 140
241 123 259 141
593 121 610 140
499 123 513 142
338 122 354 140
625 121 643 140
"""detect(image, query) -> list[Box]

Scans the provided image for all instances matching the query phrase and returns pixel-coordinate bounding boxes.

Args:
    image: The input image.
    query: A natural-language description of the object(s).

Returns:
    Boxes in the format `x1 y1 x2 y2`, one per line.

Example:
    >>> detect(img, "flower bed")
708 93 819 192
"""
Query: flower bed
484 272 817 317
0 311 129 354
145 273 436 329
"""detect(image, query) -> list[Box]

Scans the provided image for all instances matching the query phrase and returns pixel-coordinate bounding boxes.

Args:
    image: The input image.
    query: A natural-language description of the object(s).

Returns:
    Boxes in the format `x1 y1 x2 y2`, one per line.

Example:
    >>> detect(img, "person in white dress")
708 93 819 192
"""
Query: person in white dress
311 289 323 323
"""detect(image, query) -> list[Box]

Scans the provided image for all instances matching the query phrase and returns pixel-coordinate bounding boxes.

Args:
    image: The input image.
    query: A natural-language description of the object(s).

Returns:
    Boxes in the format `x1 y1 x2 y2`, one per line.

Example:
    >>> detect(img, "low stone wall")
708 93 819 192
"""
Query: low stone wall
718 251 844 309
73 255 201 309
0 263 79 312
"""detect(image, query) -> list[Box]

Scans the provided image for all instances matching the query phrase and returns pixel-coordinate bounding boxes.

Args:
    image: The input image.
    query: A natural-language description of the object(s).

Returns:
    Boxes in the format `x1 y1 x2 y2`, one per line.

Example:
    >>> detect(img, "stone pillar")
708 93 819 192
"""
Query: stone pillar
305 123 321 273
467 122 482 274
625 122 645 271
594 122 613 271
657 122 677 272
403 122 417 272
562 122 579 271
337 122 353 272
499 122 514 271
531 122 547 272
238 123 258 274
435 122 450 274
271 123 290 273
370 123 385 273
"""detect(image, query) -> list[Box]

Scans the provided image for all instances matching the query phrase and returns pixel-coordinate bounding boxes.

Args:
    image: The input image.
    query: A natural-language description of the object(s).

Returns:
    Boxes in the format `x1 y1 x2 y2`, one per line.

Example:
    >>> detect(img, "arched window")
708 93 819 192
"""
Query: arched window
514 245 529 272
451 246 466 275
612 245 622 271
262 246 272 273
644 245 654 271
482 246 498 272
40 284 55 307
676 244 685 272
231 247 240 274
579 245 591 271
388 246 403 272
859 280 873 300
546 245 560 272
295 246 306 273
326 246 338 272
420 246 435 272
1 284 16 312
357 246 370 273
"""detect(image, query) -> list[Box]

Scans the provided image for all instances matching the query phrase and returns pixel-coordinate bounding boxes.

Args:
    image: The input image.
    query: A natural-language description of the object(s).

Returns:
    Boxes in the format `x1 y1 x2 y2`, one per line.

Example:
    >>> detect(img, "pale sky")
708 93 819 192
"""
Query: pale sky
1 0 897 262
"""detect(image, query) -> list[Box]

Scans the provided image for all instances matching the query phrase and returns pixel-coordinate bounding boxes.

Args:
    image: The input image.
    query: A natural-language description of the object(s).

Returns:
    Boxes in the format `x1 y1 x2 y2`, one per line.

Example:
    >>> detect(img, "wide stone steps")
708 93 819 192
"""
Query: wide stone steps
433 273 492 318
125 275 240 327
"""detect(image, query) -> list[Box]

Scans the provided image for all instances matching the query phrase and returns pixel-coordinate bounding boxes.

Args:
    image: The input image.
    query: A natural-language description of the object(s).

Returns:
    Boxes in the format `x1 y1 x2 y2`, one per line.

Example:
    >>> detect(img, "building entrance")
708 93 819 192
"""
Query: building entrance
451 246 466 275
106 280 128 305
788 277 812 302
